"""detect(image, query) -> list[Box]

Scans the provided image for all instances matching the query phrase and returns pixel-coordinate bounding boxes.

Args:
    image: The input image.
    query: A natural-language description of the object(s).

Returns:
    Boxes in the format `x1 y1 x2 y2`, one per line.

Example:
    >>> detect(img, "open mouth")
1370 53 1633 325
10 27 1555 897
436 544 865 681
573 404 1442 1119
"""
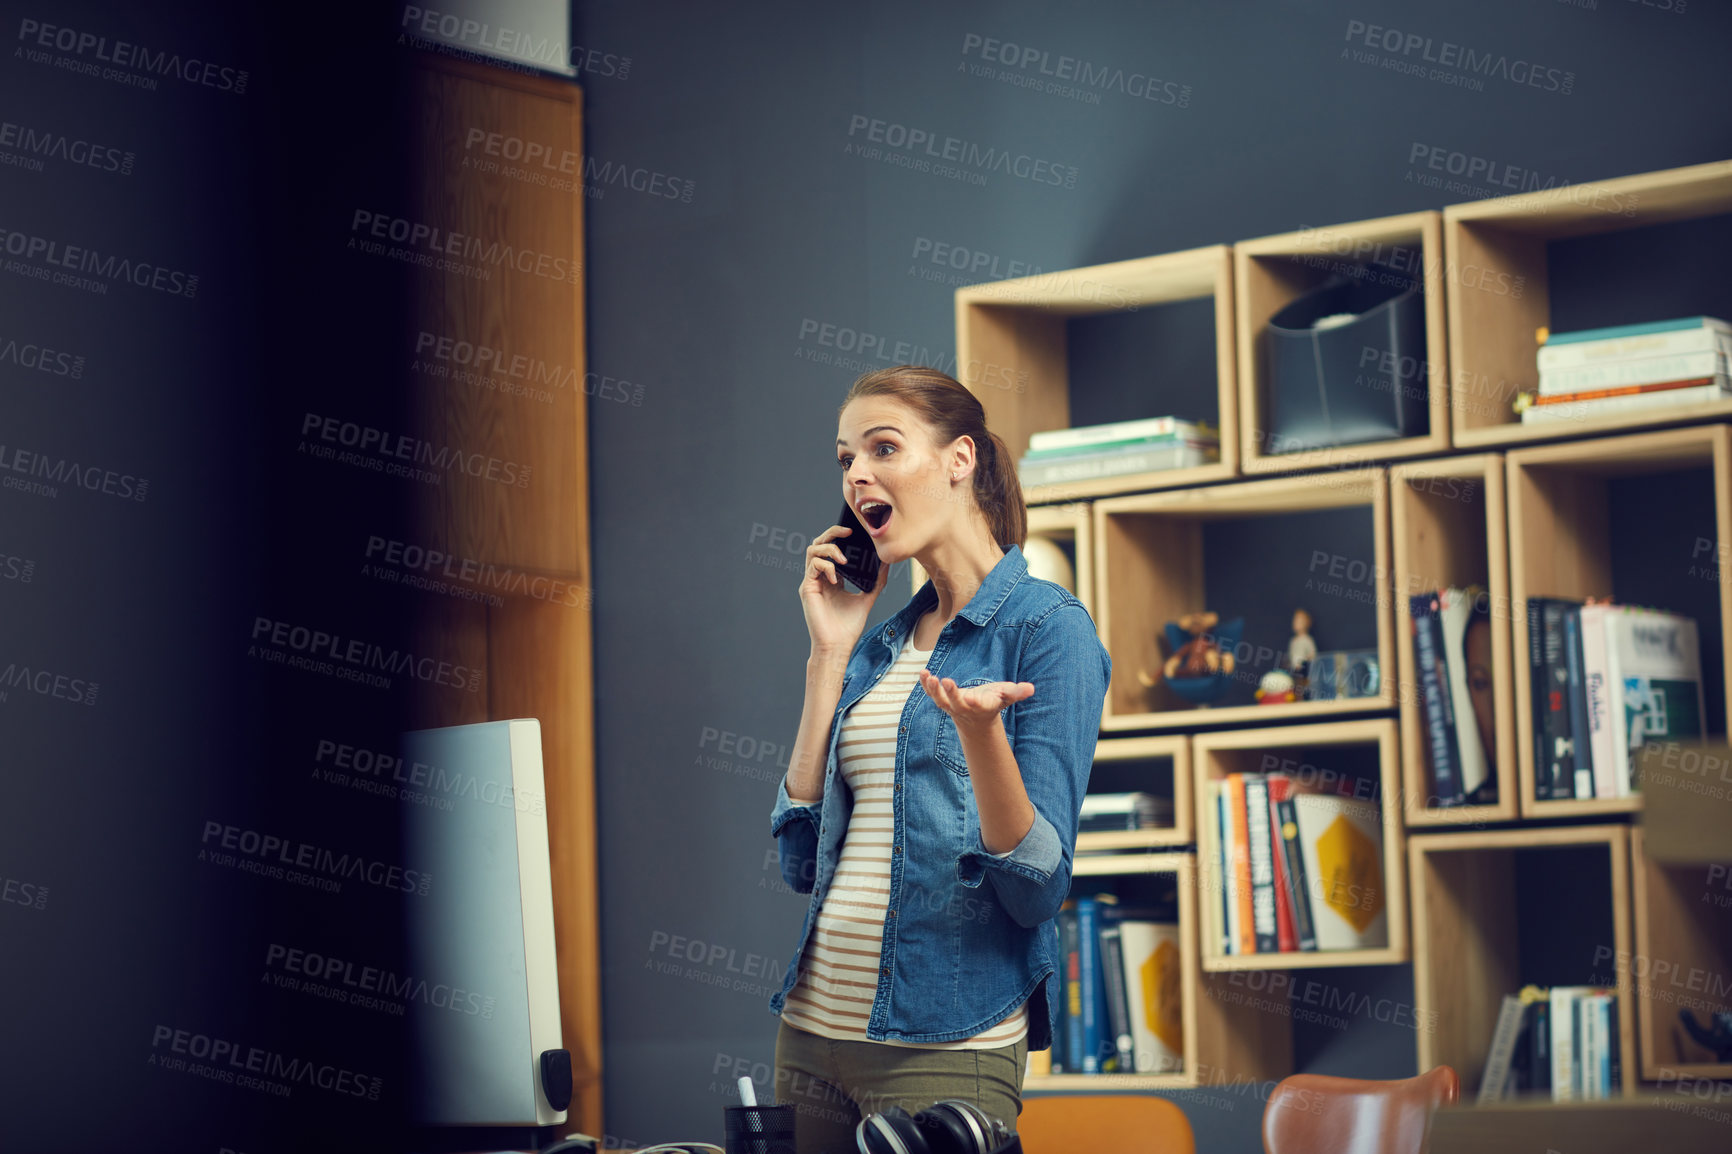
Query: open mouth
859 500 893 533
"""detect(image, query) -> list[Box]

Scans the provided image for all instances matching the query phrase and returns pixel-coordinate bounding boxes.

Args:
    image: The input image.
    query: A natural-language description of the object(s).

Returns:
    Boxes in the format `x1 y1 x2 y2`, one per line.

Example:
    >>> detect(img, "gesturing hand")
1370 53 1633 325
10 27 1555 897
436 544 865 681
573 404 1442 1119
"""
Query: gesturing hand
917 671 1035 736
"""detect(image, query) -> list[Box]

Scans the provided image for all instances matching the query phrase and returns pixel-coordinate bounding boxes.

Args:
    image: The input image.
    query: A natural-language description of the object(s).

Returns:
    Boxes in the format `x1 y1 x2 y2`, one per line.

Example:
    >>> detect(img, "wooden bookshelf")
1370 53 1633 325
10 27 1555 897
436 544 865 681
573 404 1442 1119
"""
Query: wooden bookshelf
1505 424 1732 817
1235 211 1451 474
1076 735 1192 851
955 245 1238 502
1192 719 1406 971
911 501 1094 618
1630 826 1732 1082
1409 825 1636 1099
1028 852 1292 1092
1447 159 1732 449
1092 470 1395 731
1390 454 1520 826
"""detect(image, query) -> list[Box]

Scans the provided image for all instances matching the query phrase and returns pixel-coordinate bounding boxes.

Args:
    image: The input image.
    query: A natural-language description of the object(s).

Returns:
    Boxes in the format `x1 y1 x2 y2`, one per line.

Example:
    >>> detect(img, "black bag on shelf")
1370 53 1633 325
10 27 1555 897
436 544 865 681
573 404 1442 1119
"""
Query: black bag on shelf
1263 269 1429 453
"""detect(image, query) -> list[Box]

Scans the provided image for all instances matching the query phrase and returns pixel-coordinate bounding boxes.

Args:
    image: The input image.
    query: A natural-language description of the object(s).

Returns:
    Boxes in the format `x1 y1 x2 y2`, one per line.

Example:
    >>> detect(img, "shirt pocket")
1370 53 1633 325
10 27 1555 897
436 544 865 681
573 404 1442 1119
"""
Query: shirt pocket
933 676 997 777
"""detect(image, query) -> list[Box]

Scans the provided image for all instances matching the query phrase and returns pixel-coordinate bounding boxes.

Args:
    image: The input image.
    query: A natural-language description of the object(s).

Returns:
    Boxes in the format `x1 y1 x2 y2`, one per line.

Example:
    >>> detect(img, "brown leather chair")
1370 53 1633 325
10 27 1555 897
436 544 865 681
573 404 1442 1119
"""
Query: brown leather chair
1262 1066 1459 1154
1017 1093 1195 1154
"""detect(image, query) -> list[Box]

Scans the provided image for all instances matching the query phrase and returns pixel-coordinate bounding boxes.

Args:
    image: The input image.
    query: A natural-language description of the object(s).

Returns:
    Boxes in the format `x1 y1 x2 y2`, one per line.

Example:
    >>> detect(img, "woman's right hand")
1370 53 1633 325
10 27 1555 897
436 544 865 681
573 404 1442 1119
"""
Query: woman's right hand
799 524 889 656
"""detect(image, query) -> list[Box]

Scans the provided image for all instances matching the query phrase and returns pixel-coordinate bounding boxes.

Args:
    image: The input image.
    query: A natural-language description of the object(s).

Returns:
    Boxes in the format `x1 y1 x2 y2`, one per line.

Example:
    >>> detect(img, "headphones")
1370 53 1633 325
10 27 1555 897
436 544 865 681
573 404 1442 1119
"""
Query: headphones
855 1099 1017 1154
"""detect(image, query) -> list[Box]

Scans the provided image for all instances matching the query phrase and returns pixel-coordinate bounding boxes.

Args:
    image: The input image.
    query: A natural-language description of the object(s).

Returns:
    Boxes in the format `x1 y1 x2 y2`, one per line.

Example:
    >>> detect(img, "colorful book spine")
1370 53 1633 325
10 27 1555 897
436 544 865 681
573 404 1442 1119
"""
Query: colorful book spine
1275 791 1317 952
1098 922 1134 1073
1563 608 1593 800
1227 774 1255 954
1580 606 1615 799
1411 592 1463 805
1077 897 1103 1073
1244 775 1278 953
1542 316 1732 346
1028 416 1217 452
1538 323 1732 369
1060 906 1082 1074
1521 380 1730 423
1216 782 1234 956
1267 776 1298 952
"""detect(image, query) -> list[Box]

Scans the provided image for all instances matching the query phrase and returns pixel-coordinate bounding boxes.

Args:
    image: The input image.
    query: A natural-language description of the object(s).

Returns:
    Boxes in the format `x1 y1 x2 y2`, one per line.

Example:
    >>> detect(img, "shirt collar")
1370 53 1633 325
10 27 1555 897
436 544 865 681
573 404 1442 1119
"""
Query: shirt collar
891 542 1027 638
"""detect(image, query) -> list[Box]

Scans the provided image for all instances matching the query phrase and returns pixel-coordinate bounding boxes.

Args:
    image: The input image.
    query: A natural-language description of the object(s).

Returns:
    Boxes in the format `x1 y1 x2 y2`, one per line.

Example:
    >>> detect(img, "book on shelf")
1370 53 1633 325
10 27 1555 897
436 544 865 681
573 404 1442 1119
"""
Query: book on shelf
1215 780 1237 957
1271 777 1317 952
1562 606 1593 800
1075 896 1110 1073
1604 608 1705 796
1017 439 1219 486
1097 915 1135 1073
1538 317 1732 370
1487 984 1620 1102
1293 794 1387 952
1477 993 1529 1104
1077 791 1175 833
1118 918 1184 1074
1022 428 1220 461
1244 775 1279 954
1527 597 1582 800
1580 603 1617 800
1520 376 1731 424
1266 775 1299 953
1026 416 1218 454
1538 351 1729 395
1226 774 1256 955
1411 588 1497 808
1056 902 1081 1074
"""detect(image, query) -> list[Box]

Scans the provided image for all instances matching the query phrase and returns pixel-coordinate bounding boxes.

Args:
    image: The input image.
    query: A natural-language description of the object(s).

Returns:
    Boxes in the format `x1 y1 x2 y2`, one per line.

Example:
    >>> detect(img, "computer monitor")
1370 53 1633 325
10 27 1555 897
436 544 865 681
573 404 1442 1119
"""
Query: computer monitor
400 718 569 1127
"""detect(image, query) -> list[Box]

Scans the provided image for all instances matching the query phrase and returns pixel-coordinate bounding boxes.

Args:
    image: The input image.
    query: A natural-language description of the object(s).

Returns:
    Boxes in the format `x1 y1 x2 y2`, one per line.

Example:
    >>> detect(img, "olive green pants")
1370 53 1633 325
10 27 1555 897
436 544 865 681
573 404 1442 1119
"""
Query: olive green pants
773 1017 1025 1154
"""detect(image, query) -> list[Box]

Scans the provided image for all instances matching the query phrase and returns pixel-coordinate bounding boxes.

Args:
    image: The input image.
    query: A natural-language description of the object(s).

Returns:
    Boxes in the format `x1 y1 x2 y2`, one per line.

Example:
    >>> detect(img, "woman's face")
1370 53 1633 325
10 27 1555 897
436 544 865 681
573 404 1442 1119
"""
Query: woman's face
835 397 968 565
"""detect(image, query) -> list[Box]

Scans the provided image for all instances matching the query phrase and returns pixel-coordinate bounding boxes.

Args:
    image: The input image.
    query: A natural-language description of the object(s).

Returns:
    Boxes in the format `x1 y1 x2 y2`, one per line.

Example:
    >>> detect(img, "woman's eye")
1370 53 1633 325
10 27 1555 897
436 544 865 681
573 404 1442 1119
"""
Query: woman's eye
837 456 851 470
876 443 896 456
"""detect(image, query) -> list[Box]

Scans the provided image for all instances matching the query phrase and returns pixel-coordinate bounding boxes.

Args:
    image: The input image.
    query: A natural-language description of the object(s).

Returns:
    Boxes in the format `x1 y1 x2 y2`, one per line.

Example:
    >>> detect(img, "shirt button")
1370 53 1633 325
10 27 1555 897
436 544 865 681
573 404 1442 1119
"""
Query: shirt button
892 845 901 854
894 783 902 791
881 967 890 976
887 909 896 918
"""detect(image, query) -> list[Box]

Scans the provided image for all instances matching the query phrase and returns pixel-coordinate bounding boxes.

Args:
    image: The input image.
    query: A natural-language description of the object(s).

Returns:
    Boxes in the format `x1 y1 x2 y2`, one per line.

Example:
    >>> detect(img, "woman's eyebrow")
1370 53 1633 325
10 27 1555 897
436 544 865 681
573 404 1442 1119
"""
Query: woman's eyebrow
836 425 902 447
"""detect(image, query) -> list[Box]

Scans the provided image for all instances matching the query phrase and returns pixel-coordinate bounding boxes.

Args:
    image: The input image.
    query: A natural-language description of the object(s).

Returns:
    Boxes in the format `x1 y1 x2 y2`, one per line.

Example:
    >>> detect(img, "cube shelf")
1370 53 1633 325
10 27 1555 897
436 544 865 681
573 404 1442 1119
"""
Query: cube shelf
1076 734 1192 852
912 502 1094 619
1506 424 1732 817
956 244 1239 503
1234 211 1450 474
1093 470 1395 731
1409 825 1635 1099
1027 852 1292 1093
1630 827 1732 1082
1192 719 1407 971
1447 159 1732 449
1390 454 1520 826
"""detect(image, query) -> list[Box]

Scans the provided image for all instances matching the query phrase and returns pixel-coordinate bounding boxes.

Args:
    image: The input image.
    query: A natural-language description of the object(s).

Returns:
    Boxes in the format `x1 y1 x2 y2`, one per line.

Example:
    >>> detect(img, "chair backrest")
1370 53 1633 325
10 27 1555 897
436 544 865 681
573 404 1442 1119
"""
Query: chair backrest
1017 1093 1196 1154
1262 1066 1459 1154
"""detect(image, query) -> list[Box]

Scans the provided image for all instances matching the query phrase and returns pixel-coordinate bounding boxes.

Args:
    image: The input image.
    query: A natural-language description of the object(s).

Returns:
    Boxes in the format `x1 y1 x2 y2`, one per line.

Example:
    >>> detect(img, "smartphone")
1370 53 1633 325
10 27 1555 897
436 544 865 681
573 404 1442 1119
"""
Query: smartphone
833 501 882 593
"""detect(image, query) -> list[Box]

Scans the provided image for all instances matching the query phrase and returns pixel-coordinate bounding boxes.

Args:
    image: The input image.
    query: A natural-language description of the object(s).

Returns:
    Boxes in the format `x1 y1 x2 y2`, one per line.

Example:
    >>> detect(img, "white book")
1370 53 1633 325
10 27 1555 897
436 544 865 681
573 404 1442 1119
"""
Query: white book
1522 380 1732 424
1610 611 1705 795
1580 605 1616 799
1438 587 1490 796
1018 442 1217 485
1293 794 1387 951
1118 921 1183 1073
1028 416 1214 452
1538 325 1732 371
1550 987 1578 1102
1538 349 1729 394
1581 993 1601 1100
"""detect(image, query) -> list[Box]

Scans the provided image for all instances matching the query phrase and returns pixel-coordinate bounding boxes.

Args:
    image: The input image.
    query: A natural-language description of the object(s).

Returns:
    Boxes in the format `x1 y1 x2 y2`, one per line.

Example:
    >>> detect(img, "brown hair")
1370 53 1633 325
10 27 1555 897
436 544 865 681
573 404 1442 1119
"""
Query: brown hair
840 364 1026 549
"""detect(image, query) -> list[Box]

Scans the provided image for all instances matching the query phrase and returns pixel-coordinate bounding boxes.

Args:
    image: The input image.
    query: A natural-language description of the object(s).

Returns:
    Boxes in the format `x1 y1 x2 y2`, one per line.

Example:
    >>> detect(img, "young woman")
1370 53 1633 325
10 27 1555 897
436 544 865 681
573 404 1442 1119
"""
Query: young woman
767 364 1111 1152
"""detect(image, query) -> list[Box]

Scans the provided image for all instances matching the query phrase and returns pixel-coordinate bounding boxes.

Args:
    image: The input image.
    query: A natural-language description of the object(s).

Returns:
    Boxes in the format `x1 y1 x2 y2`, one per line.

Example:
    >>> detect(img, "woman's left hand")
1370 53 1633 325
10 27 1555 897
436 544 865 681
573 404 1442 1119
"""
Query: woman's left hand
917 671 1035 736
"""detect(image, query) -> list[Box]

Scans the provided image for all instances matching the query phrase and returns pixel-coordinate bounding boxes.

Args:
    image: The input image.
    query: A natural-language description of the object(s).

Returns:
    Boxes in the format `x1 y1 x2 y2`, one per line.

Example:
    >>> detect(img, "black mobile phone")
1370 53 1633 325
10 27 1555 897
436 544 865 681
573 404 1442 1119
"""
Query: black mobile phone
834 501 882 592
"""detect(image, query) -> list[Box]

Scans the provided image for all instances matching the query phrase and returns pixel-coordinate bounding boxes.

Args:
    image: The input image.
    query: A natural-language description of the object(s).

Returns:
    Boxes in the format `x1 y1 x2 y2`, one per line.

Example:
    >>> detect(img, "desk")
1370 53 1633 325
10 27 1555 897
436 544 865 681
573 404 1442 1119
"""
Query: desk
1430 1094 1732 1154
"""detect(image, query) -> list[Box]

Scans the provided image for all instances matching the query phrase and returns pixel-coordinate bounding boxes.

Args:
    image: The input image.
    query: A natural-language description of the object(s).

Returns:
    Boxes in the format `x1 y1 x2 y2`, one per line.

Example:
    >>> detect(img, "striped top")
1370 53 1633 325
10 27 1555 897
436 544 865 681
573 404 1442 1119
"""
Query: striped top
780 629 1027 1048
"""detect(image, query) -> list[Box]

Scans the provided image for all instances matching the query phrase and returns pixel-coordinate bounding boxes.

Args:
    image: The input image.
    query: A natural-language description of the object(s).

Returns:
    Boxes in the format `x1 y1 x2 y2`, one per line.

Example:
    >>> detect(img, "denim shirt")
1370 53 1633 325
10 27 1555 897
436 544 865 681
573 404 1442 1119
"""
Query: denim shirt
767 542 1111 1050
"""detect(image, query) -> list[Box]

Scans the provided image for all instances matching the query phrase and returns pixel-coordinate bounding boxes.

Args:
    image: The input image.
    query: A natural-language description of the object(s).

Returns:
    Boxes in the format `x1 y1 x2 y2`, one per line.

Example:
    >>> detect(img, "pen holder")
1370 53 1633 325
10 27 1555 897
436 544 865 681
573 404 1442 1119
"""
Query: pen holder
724 1103 796 1154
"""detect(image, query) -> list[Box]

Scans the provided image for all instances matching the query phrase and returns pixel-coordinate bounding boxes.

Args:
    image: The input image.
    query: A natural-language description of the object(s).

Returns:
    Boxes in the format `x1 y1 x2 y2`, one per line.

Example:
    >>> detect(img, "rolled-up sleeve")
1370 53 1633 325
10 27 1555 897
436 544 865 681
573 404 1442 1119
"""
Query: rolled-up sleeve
956 602 1110 928
770 773 821 894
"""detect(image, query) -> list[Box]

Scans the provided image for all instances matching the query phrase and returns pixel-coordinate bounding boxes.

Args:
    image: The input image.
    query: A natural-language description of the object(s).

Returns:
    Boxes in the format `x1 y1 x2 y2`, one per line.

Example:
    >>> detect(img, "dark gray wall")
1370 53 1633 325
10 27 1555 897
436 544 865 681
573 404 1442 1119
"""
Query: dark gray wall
574 1 1732 1150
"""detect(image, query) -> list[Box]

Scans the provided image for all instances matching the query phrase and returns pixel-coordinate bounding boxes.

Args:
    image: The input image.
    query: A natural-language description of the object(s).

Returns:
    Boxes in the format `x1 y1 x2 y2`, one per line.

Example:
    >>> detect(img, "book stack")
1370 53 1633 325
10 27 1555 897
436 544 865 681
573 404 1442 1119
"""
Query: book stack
1206 773 1387 956
1017 417 1219 487
1035 893 1185 1077
1476 985 1621 1102
1077 792 1175 836
1526 598 1705 800
1519 317 1732 425
1409 587 1497 808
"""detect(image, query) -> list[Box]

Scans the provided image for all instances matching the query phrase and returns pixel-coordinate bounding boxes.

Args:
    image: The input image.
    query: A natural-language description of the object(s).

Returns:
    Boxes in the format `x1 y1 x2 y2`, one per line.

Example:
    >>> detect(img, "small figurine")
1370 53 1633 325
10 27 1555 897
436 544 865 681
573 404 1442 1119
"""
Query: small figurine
1287 608 1316 677
1161 612 1236 680
1255 669 1298 705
